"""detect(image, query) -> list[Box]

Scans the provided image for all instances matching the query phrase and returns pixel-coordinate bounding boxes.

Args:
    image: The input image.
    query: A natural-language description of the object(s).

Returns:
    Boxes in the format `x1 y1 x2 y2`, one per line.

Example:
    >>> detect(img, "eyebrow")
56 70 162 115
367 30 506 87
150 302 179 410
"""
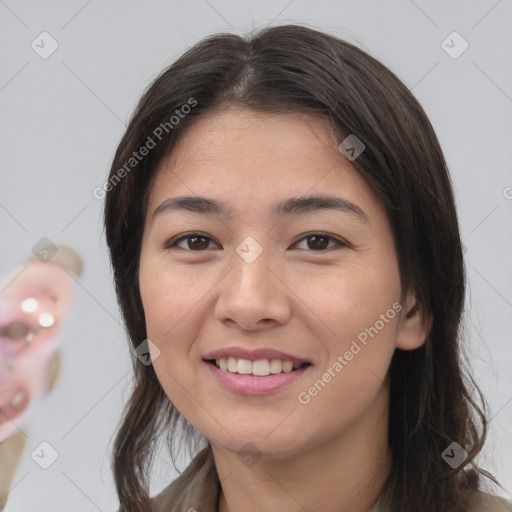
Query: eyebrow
152 194 368 222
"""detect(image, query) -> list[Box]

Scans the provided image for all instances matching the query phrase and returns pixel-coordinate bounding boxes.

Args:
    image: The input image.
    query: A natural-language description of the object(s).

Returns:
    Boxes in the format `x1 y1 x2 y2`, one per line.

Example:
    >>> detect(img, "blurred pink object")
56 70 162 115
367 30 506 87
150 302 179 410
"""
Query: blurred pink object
0 245 82 442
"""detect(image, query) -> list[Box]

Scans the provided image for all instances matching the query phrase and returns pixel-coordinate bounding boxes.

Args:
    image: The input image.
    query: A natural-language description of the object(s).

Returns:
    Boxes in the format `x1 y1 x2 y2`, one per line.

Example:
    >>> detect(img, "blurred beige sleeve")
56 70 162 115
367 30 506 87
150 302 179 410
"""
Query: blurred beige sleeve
0 350 61 510
0 430 27 510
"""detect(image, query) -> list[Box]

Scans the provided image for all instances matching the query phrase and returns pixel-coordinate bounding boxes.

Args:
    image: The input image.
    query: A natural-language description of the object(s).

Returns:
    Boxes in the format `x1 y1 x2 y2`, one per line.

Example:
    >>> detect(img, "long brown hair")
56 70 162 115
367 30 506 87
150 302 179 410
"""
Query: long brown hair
104 24 492 512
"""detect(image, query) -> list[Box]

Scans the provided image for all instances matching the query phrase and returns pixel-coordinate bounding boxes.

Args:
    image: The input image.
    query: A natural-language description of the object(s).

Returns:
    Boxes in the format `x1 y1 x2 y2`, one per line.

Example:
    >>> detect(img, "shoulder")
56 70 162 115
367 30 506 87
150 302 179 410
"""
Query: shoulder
369 491 511 512
468 491 512 512
150 446 220 512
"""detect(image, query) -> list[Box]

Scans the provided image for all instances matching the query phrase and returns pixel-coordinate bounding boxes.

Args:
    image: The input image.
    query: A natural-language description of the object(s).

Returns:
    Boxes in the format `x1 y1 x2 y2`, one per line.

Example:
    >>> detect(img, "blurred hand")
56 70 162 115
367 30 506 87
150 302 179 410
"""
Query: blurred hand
0 245 81 442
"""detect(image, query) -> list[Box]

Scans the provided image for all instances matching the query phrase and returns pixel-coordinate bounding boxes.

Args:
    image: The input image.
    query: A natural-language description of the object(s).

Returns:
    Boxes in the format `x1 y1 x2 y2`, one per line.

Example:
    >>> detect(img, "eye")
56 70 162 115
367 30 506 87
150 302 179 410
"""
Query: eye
292 233 348 251
165 232 348 252
165 232 219 251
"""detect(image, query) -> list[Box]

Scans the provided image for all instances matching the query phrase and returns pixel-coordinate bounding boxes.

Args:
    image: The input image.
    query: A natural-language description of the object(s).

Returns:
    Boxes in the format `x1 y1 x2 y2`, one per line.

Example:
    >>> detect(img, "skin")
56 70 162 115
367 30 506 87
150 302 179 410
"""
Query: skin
139 107 428 512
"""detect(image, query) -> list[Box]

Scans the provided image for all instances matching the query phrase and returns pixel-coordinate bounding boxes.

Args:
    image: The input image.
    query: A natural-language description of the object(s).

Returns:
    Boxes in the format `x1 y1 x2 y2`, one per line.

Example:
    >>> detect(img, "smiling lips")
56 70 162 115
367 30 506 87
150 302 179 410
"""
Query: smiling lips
203 347 312 377
204 358 311 395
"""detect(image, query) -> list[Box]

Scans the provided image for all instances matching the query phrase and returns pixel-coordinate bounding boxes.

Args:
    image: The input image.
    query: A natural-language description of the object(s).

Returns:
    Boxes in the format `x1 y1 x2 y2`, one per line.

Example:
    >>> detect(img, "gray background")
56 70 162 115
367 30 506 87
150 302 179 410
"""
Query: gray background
1 0 511 510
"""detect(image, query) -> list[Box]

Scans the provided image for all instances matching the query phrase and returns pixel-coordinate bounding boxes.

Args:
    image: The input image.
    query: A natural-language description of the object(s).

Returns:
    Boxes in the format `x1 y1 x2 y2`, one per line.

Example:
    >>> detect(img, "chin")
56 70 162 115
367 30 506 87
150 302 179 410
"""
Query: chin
210 430 303 460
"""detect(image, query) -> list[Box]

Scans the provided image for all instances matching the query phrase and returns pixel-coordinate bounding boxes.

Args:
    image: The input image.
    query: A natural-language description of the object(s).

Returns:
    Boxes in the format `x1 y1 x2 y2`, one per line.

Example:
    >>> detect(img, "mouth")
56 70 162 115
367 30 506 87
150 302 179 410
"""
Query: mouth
202 357 312 395
203 357 312 377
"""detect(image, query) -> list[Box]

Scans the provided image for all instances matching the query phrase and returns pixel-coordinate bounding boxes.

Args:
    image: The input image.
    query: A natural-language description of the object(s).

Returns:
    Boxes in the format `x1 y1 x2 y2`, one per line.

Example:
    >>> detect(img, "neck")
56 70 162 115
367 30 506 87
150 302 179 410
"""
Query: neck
212 385 391 512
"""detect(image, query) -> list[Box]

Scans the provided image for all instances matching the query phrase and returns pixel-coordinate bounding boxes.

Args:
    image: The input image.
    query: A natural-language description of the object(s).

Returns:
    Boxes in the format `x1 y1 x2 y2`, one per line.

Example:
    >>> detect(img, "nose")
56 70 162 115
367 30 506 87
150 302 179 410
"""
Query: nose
213 245 291 331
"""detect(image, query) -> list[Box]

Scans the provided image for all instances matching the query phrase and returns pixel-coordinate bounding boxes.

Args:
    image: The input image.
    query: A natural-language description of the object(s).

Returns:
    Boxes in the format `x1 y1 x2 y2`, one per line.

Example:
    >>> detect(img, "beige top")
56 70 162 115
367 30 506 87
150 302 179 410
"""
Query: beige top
150 446 512 512
0 351 61 511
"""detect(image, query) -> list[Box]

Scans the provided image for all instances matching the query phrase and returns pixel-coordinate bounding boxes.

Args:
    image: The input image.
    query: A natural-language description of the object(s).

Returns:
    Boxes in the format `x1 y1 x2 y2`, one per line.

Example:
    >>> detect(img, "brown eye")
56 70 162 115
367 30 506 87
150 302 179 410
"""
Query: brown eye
166 233 217 251
187 235 210 250
306 235 329 250
293 233 347 251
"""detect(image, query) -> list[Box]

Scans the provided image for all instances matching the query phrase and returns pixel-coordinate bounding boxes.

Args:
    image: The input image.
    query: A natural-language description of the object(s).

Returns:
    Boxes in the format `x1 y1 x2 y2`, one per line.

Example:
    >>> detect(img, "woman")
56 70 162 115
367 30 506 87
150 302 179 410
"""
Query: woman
104 24 511 512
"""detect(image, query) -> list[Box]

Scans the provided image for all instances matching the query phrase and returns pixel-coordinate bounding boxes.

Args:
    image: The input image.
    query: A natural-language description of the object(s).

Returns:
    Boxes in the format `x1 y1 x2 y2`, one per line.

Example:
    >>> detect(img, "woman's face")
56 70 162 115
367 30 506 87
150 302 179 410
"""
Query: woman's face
139 107 423 458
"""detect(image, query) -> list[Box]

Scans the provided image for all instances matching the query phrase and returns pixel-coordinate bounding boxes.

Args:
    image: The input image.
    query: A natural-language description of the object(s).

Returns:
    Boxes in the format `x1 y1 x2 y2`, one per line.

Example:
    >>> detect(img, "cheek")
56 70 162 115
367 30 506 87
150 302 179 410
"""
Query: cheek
139 258 214 404
293 262 401 406
294 278 400 435
296 262 401 338
140 258 210 340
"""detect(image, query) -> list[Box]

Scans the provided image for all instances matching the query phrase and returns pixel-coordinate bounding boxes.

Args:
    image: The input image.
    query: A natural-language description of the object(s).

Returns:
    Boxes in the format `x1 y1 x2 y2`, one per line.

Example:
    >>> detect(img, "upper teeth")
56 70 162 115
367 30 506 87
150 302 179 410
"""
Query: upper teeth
216 357 302 376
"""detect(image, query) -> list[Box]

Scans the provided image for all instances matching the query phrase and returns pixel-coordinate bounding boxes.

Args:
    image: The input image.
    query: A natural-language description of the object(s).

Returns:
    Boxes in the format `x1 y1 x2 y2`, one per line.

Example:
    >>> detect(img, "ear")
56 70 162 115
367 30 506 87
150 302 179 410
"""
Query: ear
396 293 432 350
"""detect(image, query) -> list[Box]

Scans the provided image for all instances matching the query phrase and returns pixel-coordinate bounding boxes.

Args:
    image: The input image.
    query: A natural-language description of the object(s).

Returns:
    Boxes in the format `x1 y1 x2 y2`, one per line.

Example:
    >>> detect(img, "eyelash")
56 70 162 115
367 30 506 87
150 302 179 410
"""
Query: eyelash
165 232 349 252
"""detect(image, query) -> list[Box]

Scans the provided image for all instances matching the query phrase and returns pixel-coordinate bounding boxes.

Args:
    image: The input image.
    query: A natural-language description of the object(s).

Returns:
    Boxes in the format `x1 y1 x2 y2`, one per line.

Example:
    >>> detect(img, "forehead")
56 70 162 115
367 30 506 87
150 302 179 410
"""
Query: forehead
147 107 381 220
161 107 339 174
